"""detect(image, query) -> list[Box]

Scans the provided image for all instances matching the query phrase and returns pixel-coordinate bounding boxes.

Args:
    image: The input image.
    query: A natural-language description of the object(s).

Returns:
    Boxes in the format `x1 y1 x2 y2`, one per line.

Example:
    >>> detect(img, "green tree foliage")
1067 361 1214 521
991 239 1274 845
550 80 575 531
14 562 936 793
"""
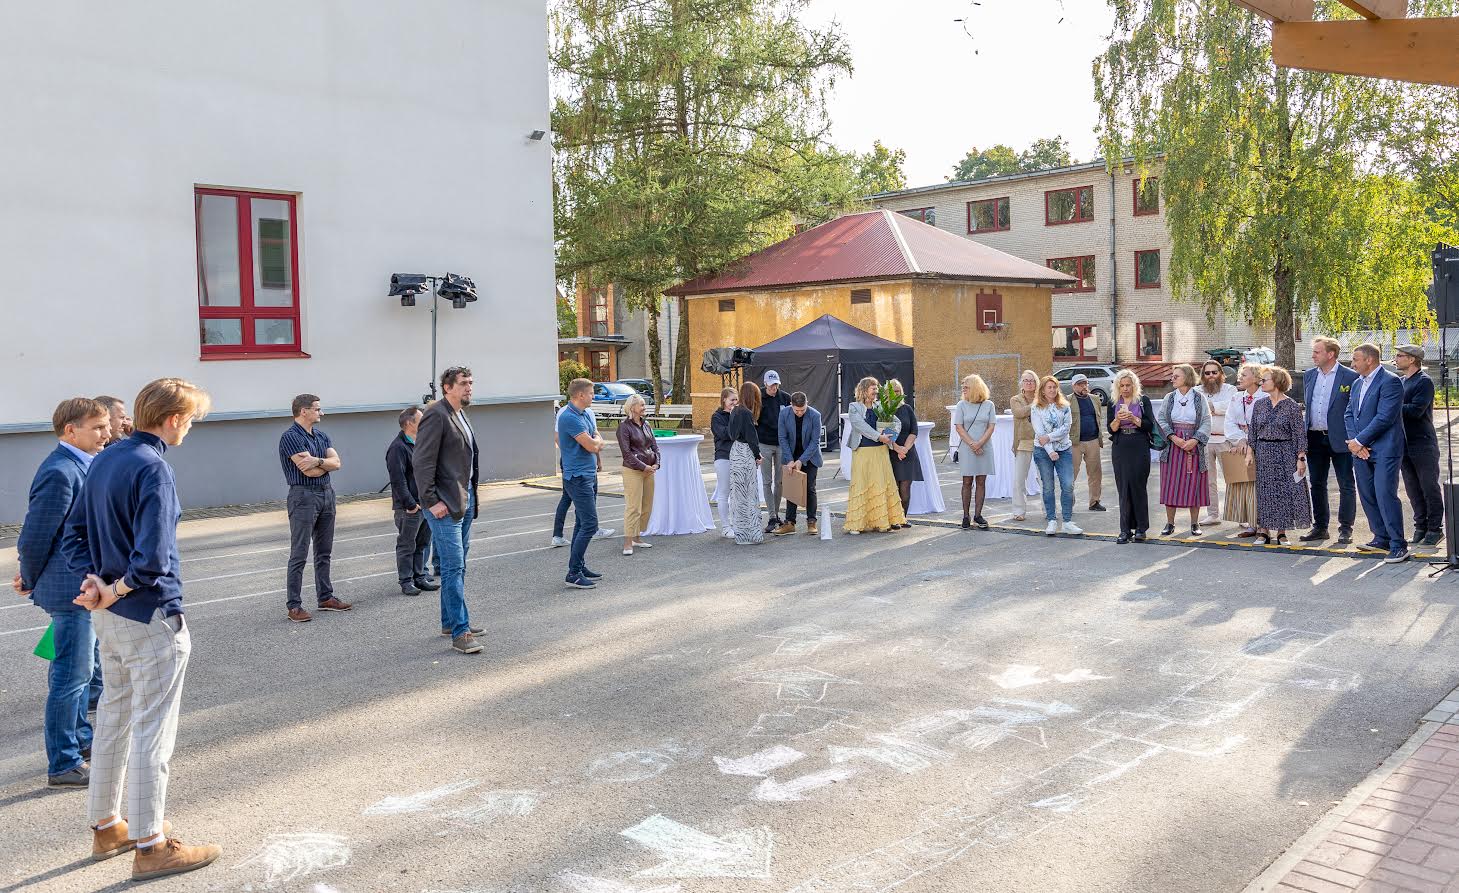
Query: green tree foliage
1094 0 1444 368
948 137 1075 182
559 358 591 396
855 140 908 195
552 0 883 404
557 293 578 338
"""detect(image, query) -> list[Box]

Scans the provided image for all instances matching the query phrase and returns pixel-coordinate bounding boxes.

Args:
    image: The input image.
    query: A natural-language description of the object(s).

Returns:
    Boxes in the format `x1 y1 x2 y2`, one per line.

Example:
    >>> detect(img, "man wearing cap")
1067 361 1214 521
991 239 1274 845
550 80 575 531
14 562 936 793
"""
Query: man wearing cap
1396 344 1444 548
1067 375 1106 512
757 370 793 532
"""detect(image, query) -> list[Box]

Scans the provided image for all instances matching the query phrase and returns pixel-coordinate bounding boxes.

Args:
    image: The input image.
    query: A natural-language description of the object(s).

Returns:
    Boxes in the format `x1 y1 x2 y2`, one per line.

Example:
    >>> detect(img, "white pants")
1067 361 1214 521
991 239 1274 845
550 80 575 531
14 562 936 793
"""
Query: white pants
1204 440 1228 516
713 458 732 529
89 608 191 840
1012 450 1033 515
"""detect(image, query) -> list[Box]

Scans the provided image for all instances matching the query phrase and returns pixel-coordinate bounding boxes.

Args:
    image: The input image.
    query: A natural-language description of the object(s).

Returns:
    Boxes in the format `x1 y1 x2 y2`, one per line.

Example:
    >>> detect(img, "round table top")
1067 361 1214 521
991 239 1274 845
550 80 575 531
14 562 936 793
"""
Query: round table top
653 433 703 446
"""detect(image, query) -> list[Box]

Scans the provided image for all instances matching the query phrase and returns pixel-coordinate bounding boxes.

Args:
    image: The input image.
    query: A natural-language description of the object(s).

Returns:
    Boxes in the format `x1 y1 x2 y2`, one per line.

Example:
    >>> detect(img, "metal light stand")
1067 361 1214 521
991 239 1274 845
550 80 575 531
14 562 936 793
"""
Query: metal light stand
423 274 443 405
1429 245 1457 577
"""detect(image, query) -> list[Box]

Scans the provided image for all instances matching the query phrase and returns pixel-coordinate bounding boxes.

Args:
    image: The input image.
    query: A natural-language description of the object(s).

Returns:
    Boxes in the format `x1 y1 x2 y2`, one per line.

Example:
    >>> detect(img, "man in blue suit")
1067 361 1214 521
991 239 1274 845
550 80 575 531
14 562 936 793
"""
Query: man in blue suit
11 398 112 785
1302 337 1360 545
773 391 823 536
1345 342 1410 563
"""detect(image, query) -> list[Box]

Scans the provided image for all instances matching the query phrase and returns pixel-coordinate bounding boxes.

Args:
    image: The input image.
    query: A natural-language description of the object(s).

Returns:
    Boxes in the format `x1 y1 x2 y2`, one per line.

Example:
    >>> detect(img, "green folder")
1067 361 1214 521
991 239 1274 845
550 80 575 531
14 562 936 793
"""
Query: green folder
33 623 55 661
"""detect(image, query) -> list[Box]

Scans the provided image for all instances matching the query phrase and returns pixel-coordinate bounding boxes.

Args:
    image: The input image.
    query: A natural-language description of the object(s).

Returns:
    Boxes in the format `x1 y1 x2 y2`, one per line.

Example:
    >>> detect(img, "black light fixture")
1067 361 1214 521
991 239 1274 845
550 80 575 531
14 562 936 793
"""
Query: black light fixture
389 271 480 402
437 272 478 310
389 273 430 307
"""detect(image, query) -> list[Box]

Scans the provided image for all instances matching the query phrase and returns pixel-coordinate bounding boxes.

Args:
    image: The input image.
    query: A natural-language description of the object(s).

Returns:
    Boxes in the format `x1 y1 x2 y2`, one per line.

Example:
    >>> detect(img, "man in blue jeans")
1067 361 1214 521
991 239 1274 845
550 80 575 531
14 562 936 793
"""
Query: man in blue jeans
550 403 613 546
13 398 112 786
558 379 605 589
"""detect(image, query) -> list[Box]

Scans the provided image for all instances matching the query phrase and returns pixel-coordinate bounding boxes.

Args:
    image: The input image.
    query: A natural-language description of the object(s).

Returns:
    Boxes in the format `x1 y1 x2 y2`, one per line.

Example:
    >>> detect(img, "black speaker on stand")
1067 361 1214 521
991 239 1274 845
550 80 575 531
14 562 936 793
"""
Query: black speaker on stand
1429 243 1459 575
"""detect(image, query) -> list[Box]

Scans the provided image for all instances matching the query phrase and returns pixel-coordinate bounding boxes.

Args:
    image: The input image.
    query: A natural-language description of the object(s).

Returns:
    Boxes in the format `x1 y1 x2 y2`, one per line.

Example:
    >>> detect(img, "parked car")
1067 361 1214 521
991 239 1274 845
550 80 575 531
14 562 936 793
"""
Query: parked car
1206 347 1277 383
592 382 641 406
1053 364 1118 406
617 378 672 402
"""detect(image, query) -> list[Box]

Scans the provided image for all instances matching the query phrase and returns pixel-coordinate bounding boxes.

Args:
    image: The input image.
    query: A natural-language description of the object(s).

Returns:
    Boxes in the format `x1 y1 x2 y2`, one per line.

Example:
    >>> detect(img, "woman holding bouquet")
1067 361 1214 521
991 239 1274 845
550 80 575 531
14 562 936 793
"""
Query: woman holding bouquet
844 376 906 534
887 379 921 526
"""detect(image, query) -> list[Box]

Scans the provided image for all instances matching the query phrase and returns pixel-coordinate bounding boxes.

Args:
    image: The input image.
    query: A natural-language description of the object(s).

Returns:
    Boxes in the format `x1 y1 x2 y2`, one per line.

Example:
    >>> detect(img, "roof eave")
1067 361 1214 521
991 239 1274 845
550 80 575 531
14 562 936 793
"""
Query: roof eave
668 272 1076 297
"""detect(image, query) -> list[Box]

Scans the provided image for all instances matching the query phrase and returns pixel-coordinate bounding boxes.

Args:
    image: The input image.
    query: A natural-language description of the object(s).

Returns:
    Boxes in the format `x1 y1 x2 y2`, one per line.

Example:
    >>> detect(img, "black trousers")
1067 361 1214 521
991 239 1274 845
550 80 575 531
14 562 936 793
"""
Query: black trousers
1306 432 1356 533
286 485 335 609
393 508 433 584
1401 440 1445 533
785 464 819 523
1111 432 1150 536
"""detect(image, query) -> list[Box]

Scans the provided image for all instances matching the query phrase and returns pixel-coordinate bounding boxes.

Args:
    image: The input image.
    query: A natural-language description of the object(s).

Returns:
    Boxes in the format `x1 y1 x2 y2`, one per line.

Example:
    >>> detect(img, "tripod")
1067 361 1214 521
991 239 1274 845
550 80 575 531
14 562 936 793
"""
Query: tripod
1429 244 1458 576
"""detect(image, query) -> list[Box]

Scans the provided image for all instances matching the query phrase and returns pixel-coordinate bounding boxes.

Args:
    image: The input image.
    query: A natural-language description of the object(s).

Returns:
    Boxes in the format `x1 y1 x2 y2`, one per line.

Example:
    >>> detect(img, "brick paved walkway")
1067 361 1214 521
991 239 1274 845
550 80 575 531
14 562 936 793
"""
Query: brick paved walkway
1259 689 1459 893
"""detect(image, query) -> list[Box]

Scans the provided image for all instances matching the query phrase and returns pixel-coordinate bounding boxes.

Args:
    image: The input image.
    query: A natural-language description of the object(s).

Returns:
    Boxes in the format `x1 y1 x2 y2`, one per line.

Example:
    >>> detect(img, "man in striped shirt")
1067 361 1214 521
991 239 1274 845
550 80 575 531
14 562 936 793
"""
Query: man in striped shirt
278 394 352 622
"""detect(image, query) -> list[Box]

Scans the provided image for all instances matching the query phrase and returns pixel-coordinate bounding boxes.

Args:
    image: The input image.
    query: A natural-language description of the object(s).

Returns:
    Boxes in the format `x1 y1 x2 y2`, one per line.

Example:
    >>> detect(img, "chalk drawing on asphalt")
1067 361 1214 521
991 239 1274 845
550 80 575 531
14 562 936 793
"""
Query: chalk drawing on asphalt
737 667 862 702
753 767 859 802
988 665 1113 689
757 624 866 657
747 706 858 739
436 790 542 834
621 814 773 879
588 740 701 783
362 780 481 816
558 872 682 893
234 831 352 889
714 745 807 777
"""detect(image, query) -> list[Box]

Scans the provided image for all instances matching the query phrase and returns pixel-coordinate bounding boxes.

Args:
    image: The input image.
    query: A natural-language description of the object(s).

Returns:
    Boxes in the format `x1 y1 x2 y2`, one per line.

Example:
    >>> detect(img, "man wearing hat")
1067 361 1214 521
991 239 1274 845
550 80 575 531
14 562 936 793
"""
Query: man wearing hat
1067 374 1107 512
1396 344 1444 548
757 370 793 532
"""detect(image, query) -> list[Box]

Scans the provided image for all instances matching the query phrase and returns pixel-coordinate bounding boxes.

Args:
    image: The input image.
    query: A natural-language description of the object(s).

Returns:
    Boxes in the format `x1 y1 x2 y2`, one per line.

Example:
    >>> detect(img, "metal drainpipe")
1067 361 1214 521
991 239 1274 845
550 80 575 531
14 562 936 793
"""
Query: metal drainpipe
1109 171 1119 364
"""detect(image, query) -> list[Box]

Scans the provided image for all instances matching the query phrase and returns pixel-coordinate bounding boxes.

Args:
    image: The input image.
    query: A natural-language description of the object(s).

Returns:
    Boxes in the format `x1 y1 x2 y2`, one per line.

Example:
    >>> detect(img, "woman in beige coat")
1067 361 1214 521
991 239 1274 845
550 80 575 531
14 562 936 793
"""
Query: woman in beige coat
1008 369 1040 521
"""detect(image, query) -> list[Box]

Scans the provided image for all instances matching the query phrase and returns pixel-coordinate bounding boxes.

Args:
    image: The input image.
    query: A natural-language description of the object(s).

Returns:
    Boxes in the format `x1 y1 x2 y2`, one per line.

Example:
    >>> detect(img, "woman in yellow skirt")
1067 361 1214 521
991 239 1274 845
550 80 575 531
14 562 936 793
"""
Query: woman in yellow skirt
844 376 907 534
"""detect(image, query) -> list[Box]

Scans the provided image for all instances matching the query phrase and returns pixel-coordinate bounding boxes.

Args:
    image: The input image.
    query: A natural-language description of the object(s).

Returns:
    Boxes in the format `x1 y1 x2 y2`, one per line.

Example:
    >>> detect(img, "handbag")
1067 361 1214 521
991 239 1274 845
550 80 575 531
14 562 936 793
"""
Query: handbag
944 402 961 464
1146 396 1167 451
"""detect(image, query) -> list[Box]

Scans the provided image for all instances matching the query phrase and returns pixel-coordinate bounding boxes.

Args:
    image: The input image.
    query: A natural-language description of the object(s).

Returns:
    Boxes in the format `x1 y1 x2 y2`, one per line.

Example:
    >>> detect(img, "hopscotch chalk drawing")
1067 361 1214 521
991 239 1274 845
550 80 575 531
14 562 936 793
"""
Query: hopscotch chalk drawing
558 872 683 893
714 745 807 777
988 665 1113 689
234 832 352 889
362 780 481 816
737 667 861 702
621 814 773 879
757 624 866 658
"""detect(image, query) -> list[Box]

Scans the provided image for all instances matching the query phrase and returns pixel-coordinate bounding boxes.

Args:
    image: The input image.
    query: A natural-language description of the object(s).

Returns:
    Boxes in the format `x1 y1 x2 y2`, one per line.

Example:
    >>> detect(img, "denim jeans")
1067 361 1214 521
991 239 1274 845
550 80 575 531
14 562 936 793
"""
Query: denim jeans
44 609 96 776
564 474 599 578
424 492 475 637
1034 448 1075 522
553 478 598 538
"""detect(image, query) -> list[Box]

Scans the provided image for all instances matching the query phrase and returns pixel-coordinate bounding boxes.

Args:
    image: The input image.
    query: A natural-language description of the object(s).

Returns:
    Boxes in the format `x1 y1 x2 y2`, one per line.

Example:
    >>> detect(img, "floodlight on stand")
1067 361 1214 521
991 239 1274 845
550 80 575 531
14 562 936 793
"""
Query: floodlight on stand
389 273 430 307
437 272 478 310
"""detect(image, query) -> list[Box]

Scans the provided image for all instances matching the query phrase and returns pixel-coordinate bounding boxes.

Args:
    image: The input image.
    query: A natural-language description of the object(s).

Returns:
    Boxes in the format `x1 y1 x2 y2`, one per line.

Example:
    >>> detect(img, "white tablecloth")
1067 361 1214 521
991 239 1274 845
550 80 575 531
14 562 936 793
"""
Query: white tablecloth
644 434 716 535
946 406 1039 500
837 417 944 515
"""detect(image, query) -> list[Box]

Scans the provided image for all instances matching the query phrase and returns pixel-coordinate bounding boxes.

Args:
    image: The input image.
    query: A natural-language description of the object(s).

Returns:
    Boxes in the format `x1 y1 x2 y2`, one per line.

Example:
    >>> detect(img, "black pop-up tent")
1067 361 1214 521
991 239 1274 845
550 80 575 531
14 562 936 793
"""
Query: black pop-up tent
744 314 915 446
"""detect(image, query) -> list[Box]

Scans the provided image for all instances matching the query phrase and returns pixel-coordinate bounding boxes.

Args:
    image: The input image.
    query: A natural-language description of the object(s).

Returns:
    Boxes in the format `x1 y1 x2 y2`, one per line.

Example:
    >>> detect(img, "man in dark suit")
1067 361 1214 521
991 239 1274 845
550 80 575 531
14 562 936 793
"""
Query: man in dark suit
414 366 484 655
1302 336 1360 545
12 398 112 786
1345 342 1409 563
1395 344 1444 548
386 406 437 596
773 392 823 536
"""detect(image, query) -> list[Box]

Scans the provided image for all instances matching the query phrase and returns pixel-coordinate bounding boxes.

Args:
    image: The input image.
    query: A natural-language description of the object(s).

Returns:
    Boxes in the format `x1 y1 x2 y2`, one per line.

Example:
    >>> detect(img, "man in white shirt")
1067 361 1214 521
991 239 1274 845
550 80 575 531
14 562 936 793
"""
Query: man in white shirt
1197 361 1239 525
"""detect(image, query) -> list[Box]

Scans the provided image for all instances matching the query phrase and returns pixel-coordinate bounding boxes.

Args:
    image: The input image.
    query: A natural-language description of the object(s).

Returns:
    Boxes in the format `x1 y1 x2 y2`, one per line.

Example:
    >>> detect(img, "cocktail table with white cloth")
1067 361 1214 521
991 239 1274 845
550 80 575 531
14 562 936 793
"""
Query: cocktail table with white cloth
643 434 716 535
945 406 1040 500
837 415 945 515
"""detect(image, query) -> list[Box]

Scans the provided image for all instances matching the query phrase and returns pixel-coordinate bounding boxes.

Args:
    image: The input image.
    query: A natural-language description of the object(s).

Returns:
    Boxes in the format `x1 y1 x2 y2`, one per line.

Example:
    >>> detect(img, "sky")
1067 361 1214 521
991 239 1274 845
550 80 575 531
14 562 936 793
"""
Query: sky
799 0 1120 188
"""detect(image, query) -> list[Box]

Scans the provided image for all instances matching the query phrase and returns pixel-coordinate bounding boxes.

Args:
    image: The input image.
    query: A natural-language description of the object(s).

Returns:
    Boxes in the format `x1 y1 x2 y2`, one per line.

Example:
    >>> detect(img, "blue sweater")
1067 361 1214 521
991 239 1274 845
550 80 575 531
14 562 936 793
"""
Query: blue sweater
62 432 184 623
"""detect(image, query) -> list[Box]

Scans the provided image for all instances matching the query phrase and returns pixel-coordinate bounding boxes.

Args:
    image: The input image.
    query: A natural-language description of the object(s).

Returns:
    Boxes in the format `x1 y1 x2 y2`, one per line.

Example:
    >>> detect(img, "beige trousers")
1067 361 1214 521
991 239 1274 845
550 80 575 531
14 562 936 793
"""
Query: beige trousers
1204 440 1229 517
622 467 655 539
1071 440 1103 504
1012 449 1034 515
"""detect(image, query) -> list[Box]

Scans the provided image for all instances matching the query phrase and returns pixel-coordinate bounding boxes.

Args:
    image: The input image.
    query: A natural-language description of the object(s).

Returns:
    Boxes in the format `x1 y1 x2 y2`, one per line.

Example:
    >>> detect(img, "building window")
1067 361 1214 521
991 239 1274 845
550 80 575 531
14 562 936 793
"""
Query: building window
897 207 936 226
1053 325 1098 360
195 187 302 357
967 197 1011 233
588 288 610 337
1137 322 1163 360
1047 255 1096 293
1134 177 1160 216
976 289 1003 330
1135 249 1161 288
1045 185 1094 225
850 288 872 305
590 350 611 381
718 299 735 313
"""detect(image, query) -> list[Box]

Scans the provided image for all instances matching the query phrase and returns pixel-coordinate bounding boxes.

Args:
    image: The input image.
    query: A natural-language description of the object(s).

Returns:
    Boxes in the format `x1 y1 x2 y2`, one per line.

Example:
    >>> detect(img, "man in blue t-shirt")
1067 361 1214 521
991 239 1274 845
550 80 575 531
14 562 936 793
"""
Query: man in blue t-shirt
557 378 605 588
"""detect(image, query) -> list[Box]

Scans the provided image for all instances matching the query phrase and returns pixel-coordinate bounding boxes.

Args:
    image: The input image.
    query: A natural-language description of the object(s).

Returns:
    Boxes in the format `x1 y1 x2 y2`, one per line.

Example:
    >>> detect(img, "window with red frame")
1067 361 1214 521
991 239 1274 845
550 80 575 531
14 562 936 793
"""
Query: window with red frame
897 207 936 226
1136 322 1163 360
590 350 611 381
1047 255 1096 293
967 197 1010 233
195 188 302 357
588 288 610 337
1135 249 1161 288
1053 325 1097 360
1134 177 1160 215
1045 185 1094 225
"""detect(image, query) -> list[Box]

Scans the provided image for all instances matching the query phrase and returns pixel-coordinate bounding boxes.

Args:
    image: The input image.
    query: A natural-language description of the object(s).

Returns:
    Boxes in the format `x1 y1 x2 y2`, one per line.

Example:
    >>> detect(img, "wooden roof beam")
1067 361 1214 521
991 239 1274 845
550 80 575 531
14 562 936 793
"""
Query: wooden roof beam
1336 0 1408 19
1231 0 1315 21
1273 17 1459 87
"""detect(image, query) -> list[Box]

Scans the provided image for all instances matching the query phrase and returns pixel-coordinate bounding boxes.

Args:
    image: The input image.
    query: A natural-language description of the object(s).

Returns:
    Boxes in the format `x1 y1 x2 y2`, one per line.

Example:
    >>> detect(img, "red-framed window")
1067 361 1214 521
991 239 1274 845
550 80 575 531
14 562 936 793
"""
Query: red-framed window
1135 249 1161 288
1134 177 1160 216
195 187 304 358
1047 255 1096 293
897 206 936 226
1053 325 1098 360
1045 185 1094 225
590 349 611 381
967 197 1011 233
1136 322 1163 360
588 288 610 337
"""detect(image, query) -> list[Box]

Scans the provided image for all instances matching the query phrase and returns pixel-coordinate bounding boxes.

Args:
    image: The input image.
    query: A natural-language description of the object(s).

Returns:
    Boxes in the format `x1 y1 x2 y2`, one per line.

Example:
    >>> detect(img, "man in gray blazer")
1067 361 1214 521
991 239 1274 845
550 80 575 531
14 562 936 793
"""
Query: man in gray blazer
413 366 484 655
773 392 823 536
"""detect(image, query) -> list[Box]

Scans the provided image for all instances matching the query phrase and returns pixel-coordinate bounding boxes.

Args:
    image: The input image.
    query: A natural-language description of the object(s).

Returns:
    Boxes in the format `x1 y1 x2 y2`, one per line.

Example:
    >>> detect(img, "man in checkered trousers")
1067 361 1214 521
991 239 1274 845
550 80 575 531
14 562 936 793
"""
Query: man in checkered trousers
63 378 221 881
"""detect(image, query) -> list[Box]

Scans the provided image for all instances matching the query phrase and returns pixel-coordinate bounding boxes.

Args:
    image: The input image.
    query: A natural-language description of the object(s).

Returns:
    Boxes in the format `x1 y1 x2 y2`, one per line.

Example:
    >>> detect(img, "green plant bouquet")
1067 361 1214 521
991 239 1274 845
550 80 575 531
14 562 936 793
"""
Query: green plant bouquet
873 382 903 440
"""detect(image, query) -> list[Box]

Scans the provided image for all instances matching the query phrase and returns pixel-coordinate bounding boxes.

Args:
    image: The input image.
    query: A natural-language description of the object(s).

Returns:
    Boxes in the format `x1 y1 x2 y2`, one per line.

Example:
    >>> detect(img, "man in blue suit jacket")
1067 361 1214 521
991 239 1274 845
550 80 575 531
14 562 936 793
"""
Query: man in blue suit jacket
1345 343 1410 562
12 398 112 785
1302 337 1360 544
774 392 823 536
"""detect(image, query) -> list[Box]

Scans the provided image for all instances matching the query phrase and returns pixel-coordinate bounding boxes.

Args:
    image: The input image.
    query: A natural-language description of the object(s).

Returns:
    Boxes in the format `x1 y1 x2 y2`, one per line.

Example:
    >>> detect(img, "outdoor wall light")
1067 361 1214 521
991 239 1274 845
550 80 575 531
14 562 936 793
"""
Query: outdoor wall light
528 129 547 141
390 273 430 307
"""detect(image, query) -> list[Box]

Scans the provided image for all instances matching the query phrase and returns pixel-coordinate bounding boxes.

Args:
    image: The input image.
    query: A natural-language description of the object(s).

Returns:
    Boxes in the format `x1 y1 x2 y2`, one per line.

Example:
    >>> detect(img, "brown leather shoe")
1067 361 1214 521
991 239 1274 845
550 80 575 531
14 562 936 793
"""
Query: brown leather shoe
806 521 819 536
287 607 313 623
132 837 221 881
773 522 796 536
92 819 172 861
317 597 353 612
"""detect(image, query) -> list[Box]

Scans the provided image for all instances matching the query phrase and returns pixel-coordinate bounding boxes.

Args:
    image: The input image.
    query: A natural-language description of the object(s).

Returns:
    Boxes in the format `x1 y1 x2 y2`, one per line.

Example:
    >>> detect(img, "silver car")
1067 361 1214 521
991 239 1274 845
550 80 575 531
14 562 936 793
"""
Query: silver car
1054 364 1119 406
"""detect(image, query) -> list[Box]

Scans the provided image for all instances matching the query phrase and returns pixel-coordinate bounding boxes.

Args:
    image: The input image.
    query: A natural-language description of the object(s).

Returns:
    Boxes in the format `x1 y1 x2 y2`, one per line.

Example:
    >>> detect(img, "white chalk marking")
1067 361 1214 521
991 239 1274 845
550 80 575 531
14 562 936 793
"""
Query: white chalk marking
620 814 772 879
1052 668 1113 684
753 767 858 802
588 750 677 783
362 780 481 815
988 664 1049 689
746 706 857 739
234 832 352 888
736 666 861 702
713 745 806 777
990 698 1080 717
829 744 931 774
558 872 682 893
438 790 541 831
756 623 865 657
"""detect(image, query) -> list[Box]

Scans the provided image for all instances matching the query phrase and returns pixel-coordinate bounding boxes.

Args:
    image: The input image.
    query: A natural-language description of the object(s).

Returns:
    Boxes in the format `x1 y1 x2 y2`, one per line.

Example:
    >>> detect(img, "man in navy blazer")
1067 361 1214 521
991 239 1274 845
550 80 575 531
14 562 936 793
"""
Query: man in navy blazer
1302 337 1360 544
773 392 823 536
11 398 112 785
1345 343 1410 562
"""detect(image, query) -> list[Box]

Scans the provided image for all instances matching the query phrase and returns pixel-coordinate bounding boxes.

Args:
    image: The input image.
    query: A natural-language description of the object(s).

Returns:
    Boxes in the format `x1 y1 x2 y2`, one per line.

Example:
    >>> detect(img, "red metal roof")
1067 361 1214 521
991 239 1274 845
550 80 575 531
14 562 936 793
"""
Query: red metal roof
666 210 1077 295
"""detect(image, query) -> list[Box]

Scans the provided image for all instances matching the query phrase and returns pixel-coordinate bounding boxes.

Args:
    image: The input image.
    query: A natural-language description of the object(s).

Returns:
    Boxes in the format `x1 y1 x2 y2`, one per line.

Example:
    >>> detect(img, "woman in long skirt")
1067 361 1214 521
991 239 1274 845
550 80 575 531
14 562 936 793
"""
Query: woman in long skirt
1249 366 1310 545
887 378 922 528
727 382 765 544
1222 364 1265 536
844 376 906 534
710 387 738 538
1157 364 1212 537
1109 370 1155 543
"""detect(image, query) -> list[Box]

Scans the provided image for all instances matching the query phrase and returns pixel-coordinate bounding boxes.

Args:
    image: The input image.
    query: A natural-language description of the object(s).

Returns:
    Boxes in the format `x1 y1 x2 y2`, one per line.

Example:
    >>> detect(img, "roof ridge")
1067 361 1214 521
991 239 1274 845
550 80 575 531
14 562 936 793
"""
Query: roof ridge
882 210 920 275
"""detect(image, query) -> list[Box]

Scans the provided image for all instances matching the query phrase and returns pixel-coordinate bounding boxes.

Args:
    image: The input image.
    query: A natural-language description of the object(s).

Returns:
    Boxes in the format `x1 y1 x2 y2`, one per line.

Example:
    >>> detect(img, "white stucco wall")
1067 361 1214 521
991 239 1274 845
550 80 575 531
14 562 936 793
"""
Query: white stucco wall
0 0 556 424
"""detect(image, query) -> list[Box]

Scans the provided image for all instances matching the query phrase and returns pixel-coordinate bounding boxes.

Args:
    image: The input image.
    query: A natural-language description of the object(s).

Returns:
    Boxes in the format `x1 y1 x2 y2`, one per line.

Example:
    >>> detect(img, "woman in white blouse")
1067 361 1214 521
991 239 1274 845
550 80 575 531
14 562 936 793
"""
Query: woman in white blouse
1031 376 1083 536
1222 363 1266 537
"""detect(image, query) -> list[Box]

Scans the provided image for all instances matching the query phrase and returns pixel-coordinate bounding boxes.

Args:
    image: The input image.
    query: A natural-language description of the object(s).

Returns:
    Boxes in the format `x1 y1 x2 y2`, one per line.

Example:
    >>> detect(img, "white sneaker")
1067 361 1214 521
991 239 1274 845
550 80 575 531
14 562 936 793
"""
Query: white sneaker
550 536 568 547
594 528 616 539
1202 515 1222 525
633 540 652 548
622 548 633 556
1062 521 1084 535
1045 520 1059 536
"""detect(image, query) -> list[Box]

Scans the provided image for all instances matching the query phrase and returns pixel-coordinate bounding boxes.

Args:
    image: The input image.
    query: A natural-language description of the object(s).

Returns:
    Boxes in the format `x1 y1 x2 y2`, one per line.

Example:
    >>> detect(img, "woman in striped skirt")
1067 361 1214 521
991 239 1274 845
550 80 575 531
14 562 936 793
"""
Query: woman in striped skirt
727 382 765 545
1156 364 1212 537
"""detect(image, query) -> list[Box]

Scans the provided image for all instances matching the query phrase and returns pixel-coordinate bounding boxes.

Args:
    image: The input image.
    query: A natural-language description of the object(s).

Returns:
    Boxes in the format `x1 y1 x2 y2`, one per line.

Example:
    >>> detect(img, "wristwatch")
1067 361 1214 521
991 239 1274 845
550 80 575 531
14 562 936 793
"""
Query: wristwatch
113 577 132 598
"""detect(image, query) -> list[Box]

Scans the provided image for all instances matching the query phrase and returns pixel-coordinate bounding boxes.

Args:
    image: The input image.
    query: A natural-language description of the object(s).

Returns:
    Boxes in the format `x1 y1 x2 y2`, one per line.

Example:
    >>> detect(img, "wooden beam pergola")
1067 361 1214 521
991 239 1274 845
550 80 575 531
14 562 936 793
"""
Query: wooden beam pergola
1335 0 1407 20
1272 17 1459 88
1230 0 1315 22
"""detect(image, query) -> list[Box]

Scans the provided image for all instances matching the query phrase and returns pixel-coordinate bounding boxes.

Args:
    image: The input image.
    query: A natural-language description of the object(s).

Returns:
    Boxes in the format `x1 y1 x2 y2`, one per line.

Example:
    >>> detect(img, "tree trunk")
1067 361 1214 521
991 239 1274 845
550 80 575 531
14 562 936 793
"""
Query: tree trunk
647 296 664 408
1274 261 1296 371
673 295 690 403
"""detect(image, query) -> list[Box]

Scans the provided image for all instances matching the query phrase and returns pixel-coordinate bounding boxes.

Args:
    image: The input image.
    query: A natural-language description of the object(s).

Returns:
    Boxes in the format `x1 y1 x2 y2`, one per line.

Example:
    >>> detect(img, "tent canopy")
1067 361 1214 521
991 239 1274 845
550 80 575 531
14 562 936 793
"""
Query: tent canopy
744 315 915 446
